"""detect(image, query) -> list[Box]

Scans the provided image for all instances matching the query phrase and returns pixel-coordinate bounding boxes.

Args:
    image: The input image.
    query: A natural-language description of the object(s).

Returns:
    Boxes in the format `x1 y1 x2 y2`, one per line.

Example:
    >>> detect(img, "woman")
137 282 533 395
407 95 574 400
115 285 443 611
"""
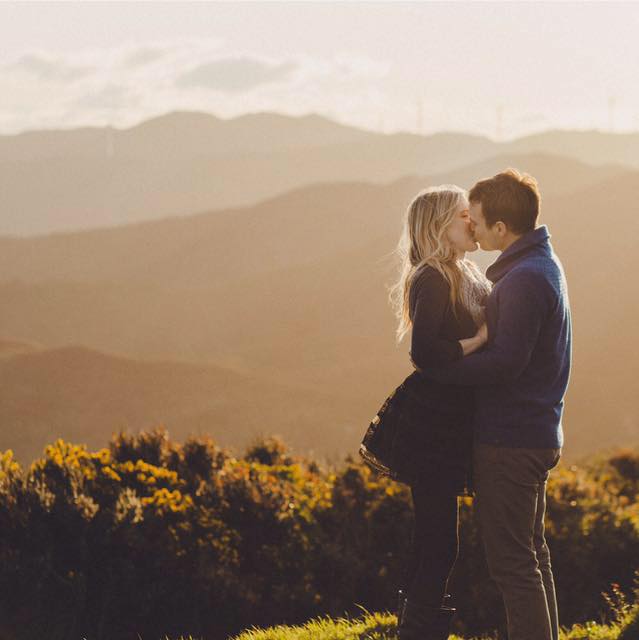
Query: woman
388 185 491 640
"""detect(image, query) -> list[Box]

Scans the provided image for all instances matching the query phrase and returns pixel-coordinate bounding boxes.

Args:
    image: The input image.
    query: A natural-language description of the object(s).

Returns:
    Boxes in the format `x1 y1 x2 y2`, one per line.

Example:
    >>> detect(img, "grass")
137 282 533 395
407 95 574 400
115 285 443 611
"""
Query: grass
226 610 631 640
230 610 427 640
165 601 639 640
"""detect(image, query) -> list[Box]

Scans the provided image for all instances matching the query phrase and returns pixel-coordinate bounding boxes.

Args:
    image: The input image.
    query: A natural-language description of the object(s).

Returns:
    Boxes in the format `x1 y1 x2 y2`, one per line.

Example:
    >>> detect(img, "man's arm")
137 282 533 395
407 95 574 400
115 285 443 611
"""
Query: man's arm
422 272 551 385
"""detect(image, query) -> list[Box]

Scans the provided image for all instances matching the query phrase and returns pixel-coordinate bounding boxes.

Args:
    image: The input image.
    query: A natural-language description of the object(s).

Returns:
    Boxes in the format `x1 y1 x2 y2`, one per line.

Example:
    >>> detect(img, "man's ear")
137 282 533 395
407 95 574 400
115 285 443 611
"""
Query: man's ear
494 221 507 237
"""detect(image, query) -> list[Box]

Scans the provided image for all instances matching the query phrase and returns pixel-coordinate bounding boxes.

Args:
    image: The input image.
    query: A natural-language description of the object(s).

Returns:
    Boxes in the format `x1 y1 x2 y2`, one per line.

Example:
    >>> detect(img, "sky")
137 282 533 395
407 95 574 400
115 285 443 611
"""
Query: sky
1 1 639 140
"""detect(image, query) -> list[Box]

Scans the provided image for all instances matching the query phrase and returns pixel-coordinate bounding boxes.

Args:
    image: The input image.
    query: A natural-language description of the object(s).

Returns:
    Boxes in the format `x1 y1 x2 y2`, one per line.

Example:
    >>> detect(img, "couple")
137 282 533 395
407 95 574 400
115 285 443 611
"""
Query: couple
390 169 572 640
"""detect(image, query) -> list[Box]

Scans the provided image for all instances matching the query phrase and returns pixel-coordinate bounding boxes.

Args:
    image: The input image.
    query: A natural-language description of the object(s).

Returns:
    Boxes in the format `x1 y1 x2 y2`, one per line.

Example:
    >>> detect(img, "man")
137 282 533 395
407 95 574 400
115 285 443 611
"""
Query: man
422 168 572 640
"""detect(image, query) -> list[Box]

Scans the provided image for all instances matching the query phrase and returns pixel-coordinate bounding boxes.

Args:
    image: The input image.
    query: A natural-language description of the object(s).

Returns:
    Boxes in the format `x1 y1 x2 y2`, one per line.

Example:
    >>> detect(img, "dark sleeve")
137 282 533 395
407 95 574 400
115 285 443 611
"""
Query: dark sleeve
423 271 551 385
409 269 463 369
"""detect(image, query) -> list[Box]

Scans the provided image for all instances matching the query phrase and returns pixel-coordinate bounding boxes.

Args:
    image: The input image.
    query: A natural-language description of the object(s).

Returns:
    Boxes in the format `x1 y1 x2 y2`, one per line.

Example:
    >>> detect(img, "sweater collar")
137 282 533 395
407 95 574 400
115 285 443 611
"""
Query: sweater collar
486 225 551 283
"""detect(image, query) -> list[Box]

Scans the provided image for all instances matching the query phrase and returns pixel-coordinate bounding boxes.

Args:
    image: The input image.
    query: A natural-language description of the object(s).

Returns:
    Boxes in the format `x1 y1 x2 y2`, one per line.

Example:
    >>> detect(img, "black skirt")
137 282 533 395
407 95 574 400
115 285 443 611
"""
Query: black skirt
393 371 474 495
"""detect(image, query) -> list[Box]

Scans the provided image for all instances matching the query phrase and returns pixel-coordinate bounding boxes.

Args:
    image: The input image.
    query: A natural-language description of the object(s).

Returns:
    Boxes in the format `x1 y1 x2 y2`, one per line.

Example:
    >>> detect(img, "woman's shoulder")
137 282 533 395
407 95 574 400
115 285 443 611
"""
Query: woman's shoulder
411 264 450 295
409 265 451 315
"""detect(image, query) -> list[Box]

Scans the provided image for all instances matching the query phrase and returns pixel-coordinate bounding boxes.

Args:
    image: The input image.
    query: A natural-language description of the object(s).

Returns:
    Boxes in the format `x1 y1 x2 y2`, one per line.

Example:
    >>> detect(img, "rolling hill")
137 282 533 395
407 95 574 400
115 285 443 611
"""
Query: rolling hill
0 156 637 461
0 344 348 466
0 152 623 285
2 110 638 236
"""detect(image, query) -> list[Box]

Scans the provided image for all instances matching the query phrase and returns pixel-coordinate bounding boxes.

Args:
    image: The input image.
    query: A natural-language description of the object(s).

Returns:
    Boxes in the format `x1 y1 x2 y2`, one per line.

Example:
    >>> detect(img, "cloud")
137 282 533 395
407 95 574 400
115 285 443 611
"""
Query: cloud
515 112 549 126
122 47 167 68
0 39 393 134
9 52 92 83
73 83 134 110
175 56 297 93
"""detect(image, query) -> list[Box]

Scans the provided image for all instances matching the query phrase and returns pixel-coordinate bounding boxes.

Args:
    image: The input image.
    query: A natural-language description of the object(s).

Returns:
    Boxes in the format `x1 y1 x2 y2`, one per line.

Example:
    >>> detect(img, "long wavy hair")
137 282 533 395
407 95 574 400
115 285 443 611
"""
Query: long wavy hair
389 185 492 344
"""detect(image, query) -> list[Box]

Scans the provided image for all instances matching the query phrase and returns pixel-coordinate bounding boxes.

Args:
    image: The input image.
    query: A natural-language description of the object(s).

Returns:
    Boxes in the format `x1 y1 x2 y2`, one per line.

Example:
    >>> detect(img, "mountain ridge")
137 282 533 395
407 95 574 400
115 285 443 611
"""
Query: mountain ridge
2 111 639 236
1 166 637 460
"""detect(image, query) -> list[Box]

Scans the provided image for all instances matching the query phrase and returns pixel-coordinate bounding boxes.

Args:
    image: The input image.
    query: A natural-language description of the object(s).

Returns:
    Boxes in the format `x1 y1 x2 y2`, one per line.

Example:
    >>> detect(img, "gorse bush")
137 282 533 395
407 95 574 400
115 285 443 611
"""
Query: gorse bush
0 428 637 640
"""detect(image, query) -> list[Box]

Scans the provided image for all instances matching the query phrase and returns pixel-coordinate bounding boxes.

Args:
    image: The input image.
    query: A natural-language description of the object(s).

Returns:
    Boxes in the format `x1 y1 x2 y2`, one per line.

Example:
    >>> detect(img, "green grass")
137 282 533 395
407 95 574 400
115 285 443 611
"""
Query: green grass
152 612 404 640
165 604 638 640
560 620 622 640
230 610 433 640
225 609 637 640
230 611 509 640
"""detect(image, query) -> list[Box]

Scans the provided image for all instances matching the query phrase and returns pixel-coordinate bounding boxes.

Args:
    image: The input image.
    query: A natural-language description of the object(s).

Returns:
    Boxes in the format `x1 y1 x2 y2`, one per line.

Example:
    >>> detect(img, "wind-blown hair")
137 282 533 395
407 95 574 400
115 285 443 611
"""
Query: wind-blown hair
389 185 492 344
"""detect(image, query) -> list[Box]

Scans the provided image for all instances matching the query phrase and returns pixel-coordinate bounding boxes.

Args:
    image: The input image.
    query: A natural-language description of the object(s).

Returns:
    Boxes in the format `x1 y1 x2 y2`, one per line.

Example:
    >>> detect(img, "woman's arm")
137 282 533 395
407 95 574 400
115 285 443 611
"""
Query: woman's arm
410 269 466 369
420 271 550 386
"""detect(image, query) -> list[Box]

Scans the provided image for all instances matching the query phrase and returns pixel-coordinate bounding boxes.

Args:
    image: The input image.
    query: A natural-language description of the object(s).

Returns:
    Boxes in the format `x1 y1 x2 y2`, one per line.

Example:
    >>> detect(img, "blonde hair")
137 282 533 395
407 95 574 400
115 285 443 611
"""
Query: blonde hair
388 185 492 344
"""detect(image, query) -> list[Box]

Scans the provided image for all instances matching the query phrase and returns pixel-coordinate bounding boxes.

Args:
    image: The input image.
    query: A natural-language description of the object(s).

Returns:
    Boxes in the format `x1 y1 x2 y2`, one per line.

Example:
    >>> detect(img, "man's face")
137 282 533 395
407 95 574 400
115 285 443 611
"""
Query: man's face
469 201 500 251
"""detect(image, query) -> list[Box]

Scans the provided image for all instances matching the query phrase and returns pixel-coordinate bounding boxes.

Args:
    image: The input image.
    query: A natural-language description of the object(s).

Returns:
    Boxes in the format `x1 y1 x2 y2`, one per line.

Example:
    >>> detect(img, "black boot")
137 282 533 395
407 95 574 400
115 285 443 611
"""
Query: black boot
396 588 408 627
398 597 455 640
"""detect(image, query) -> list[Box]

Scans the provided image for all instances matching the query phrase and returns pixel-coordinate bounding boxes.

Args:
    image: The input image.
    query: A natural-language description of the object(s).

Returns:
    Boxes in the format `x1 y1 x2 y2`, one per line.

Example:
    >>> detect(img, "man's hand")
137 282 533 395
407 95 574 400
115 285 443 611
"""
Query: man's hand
425 272 549 385
459 323 488 357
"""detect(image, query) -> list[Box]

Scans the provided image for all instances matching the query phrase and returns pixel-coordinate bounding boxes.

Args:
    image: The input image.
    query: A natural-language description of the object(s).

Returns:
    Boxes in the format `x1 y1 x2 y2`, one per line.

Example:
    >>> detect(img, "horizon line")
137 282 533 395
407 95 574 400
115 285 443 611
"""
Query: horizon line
2 108 639 143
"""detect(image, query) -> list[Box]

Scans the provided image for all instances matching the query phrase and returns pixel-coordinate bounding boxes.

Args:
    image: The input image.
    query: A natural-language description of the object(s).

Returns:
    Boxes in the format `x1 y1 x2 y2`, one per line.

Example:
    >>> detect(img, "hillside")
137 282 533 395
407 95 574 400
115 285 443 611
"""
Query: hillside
0 152 624 285
0 160 637 460
0 344 344 465
2 110 638 236
510 129 639 169
0 111 377 161
0 338 44 359
0 112 493 236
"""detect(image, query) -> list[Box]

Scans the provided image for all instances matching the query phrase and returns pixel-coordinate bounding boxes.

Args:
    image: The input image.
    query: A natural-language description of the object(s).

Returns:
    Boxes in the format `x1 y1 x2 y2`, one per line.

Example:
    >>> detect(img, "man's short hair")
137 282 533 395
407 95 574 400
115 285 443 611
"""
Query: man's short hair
468 168 540 234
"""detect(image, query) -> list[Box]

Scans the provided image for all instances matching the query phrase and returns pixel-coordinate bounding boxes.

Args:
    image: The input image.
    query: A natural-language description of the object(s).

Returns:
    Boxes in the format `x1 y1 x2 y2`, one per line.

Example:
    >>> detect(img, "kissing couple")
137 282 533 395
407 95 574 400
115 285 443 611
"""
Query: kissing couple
386 169 572 640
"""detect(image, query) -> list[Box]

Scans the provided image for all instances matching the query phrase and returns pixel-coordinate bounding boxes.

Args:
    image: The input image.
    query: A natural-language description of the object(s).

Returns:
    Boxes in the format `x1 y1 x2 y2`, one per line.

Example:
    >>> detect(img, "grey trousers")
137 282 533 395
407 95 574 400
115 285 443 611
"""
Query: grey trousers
473 443 562 640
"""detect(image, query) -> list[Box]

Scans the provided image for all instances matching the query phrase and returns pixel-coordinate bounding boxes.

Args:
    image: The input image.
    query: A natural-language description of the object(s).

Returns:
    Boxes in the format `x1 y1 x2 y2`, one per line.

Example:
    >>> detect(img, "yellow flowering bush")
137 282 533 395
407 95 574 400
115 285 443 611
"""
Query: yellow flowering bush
0 449 21 485
0 428 636 640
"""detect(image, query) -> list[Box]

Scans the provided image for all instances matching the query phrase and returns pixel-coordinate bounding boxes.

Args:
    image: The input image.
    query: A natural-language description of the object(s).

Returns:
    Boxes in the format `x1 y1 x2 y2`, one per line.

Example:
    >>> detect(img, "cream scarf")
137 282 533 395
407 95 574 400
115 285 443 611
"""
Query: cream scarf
457 259 492 326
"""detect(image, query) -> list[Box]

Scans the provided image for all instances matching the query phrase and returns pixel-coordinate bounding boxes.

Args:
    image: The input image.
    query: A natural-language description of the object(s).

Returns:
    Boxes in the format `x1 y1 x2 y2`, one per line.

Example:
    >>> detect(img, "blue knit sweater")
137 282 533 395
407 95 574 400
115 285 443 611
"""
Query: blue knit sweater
424 225 572 449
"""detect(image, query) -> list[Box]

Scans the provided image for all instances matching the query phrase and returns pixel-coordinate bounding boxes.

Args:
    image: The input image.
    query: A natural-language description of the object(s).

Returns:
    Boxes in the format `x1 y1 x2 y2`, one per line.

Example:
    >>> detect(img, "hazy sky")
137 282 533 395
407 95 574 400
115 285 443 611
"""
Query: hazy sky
2 1 638 139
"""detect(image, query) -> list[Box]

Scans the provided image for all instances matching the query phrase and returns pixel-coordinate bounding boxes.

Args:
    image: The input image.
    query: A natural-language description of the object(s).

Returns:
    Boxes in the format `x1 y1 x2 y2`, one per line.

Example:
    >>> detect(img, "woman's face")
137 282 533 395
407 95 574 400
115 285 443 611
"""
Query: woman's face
446 201 479 254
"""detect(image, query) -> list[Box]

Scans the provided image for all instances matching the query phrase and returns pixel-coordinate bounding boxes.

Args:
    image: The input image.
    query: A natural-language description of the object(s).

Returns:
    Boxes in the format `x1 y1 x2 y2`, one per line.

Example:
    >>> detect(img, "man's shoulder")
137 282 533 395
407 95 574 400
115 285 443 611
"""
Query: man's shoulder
498 256 571 317
497 259 559 300
509 249 563 280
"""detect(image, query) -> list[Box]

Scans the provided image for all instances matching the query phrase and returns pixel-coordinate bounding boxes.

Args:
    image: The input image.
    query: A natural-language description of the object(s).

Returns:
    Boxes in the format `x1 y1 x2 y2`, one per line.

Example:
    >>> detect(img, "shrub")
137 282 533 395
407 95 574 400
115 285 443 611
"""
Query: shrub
0 430 636 640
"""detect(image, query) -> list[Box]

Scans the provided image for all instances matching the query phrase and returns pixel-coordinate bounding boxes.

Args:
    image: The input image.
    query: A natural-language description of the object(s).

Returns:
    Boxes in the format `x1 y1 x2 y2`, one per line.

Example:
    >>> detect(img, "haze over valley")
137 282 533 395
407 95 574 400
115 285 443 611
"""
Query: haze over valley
1 112 637 464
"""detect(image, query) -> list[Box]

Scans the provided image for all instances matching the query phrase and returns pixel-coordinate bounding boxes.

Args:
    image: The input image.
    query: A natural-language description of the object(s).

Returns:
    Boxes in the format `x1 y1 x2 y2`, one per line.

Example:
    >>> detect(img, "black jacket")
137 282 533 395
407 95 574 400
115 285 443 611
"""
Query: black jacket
399 265 478 494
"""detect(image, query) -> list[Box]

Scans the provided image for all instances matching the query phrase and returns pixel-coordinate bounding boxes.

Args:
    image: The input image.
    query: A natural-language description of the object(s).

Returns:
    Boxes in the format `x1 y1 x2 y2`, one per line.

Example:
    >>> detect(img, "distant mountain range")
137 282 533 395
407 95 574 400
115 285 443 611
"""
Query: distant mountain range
1 110 638 236
0 152 623 284
1 148 637 463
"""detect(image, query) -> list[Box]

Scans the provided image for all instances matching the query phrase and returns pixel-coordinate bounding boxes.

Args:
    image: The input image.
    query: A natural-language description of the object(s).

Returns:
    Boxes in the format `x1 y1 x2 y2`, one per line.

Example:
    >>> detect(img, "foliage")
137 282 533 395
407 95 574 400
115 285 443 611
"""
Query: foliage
0 429 637 640
448 447 639 636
